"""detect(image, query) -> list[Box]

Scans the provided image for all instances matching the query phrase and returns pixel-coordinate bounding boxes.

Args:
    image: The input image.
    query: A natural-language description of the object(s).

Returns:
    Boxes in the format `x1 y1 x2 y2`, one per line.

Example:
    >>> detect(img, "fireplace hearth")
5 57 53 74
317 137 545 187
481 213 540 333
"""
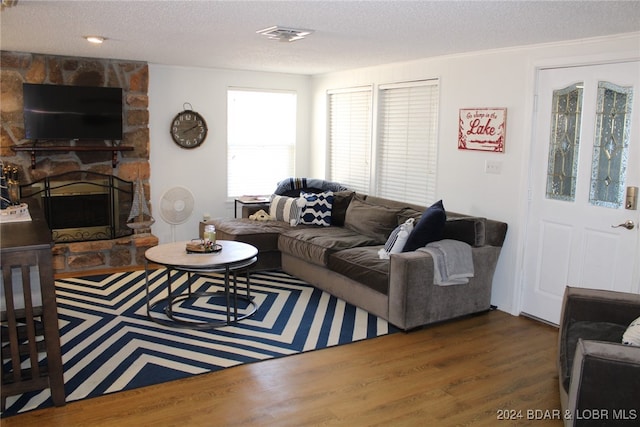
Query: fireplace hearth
20 171 134 243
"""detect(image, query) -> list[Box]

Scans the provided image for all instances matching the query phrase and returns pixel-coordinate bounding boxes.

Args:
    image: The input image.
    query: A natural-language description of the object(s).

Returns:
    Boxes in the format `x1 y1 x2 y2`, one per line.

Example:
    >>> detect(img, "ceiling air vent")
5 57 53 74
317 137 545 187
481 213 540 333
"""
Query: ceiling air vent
256 26 314 42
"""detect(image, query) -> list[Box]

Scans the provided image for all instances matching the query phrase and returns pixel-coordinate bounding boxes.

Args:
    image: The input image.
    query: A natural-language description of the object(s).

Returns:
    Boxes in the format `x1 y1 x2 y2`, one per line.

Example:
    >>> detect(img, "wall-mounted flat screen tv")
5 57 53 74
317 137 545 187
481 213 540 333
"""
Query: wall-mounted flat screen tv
23 83 123 140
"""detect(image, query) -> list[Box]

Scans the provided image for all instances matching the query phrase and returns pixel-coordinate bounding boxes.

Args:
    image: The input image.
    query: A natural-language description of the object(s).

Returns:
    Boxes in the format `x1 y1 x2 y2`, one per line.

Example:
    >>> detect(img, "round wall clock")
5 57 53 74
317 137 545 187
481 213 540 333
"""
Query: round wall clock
170 106 208 149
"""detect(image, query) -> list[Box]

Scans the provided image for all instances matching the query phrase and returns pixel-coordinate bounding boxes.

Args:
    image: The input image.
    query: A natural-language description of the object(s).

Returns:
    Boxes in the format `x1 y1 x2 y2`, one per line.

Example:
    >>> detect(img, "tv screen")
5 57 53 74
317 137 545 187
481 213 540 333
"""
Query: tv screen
23 83 123 140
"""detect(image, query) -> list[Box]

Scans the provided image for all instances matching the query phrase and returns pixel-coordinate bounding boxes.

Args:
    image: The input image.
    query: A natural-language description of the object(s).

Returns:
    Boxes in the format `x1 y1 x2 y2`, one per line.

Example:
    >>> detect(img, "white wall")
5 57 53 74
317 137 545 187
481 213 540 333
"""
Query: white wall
309 33 640 315
148 65 311 243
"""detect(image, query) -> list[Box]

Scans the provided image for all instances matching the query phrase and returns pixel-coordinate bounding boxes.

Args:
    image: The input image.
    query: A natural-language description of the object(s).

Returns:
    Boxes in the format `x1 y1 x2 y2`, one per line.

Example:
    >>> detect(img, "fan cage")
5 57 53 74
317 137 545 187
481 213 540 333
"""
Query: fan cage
159 186 194 225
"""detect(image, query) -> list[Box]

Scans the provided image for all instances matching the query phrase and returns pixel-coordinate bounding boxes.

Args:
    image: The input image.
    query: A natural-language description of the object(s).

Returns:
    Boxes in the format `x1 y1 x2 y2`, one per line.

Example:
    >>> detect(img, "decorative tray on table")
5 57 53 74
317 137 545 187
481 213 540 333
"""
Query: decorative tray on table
186 240 222 254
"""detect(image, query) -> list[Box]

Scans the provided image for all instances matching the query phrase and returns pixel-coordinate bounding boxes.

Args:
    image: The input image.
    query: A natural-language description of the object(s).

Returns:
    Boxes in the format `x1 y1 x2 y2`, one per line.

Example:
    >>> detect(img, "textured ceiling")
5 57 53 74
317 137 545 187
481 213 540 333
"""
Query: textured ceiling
1 0 639 75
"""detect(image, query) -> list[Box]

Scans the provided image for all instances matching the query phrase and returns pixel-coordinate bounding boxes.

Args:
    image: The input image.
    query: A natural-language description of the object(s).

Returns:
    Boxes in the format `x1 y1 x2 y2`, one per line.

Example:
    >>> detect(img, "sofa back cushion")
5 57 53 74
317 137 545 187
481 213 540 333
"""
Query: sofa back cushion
330 191 355 226
442 217 486 247
344 196 400 244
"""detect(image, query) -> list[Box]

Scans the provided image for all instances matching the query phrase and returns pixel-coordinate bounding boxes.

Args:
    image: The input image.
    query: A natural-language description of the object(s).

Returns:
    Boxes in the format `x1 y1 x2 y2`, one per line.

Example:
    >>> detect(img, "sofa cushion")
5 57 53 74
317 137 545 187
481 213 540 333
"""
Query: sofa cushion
269 195 303 224
328 246 390 295
278 227 381 267
344 196 400 244
299 191 334 226
403 200 446 252
396 207 423 224
623 316 640 346
331 190 355 226
442 217 486 247
561 320 627 391
211 218 292 252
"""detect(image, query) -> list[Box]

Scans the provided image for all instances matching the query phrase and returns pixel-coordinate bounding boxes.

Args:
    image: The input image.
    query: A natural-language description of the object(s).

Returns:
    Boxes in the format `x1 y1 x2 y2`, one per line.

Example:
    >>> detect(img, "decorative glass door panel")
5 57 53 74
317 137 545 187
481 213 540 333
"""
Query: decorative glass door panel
546 83 583 201
589 81 634 208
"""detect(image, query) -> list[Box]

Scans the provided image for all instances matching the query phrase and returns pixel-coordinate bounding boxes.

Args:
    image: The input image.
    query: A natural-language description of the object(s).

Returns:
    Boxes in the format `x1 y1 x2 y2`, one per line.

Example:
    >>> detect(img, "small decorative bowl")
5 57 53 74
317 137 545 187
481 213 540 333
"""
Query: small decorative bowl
186 240 222 254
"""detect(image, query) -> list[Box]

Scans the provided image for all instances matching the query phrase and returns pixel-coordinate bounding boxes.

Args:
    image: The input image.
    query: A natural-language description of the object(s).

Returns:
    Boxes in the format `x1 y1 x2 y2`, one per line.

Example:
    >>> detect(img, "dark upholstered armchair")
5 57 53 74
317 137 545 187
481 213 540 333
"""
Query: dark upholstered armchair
557 286 640 426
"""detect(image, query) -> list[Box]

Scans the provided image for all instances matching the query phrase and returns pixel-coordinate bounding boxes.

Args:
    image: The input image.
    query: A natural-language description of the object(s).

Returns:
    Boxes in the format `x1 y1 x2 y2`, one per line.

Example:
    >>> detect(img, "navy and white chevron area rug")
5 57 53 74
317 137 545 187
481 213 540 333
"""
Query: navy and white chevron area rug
2 269 398 417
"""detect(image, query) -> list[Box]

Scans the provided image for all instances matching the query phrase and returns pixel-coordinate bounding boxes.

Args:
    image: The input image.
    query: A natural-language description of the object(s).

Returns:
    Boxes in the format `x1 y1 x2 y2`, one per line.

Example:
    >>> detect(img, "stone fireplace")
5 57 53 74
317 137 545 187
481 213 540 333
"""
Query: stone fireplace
1 51 158 274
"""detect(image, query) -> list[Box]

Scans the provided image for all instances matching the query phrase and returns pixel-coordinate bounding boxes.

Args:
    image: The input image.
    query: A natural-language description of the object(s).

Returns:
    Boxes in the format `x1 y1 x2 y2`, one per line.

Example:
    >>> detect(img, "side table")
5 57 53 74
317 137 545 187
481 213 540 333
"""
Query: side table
234 196 270 218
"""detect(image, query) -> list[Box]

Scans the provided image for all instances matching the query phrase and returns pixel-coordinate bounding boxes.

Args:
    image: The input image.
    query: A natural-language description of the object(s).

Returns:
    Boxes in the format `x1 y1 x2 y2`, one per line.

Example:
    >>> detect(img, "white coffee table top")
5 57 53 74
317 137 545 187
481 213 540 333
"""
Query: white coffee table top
145 240 258 270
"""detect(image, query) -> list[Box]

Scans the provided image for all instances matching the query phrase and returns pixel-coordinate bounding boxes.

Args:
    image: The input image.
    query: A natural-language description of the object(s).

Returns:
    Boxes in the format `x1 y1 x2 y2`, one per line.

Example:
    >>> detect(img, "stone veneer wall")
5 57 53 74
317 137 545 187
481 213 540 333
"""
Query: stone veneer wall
0 51 158 274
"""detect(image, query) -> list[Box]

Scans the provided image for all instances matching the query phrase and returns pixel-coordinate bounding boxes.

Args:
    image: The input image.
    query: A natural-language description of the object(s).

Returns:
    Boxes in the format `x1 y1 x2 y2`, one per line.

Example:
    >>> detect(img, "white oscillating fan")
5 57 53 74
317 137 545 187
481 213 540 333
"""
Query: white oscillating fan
159 186 195 241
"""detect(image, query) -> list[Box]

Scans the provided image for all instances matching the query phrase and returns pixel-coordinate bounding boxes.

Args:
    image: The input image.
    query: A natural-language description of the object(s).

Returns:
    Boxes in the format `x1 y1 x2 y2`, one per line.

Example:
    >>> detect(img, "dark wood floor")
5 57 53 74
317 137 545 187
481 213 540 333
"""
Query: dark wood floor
3 309 562 426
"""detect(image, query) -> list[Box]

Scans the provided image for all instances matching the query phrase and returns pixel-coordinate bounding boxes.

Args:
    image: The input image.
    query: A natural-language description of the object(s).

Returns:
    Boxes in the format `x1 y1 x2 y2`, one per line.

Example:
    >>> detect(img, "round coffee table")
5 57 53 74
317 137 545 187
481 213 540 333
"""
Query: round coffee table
144 240 258 329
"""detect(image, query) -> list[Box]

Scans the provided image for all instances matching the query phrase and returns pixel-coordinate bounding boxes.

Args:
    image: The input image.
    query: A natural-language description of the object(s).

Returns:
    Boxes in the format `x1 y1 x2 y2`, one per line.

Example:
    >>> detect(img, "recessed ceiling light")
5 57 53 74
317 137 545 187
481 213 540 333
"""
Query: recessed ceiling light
84 36 105 44
256 26 313 42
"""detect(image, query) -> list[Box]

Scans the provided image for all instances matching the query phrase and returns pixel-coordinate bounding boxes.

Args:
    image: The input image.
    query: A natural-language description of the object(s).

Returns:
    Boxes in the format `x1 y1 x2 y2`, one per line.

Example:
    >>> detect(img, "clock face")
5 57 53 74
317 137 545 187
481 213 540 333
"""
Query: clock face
170 110 208 148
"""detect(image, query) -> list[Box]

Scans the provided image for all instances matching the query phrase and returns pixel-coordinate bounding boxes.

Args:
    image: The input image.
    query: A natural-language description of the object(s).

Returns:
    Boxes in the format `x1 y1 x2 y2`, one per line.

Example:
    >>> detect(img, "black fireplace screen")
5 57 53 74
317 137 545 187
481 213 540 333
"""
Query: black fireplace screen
20 171 133 243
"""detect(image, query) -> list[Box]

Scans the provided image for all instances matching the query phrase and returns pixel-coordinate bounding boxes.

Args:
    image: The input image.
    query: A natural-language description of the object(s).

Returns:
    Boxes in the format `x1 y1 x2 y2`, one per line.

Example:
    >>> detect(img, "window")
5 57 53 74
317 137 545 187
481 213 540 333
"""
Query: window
227 89 296 197
326 80 440 204
327 86 373 193
376 80 440 205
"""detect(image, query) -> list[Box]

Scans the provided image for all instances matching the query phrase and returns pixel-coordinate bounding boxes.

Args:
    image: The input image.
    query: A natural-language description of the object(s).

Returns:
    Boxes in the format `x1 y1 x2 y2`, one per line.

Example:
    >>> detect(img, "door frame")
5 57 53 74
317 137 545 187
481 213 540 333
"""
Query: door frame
514 51 640 319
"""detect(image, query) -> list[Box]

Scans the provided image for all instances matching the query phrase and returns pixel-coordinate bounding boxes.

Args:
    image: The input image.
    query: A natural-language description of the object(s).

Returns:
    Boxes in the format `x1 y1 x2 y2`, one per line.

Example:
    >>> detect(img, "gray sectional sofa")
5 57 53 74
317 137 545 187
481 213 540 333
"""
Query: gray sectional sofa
205 191 507 330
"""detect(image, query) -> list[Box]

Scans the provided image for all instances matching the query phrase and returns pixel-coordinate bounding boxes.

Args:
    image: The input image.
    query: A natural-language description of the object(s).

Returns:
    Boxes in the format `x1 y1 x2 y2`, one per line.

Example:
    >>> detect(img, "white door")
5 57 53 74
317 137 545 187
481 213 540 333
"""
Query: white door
521 61 640 325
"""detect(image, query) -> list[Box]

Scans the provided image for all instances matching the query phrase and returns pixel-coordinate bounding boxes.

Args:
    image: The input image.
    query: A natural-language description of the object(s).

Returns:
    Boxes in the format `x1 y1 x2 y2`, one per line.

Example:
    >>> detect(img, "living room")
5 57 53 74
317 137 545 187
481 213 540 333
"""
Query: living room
2 0 639 316
152 33 639 319
1 1 640 425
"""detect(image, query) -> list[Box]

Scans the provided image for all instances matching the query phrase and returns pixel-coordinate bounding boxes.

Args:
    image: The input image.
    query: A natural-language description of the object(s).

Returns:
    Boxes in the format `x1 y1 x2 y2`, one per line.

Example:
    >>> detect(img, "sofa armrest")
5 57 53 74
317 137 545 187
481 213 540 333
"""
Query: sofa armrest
387 246 500 330
565 339 640 426
387 250 435 330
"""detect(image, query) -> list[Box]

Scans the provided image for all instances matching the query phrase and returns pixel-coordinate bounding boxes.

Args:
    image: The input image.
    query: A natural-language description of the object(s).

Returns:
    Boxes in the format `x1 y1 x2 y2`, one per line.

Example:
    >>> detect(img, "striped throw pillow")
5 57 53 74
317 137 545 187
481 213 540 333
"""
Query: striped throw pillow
269 195 304 224
379 218 415 259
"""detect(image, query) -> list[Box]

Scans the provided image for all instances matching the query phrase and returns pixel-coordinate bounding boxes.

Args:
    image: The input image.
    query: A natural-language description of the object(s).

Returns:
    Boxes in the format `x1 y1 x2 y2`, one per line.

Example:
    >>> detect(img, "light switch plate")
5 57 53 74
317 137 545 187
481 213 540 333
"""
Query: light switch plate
485 160 502 174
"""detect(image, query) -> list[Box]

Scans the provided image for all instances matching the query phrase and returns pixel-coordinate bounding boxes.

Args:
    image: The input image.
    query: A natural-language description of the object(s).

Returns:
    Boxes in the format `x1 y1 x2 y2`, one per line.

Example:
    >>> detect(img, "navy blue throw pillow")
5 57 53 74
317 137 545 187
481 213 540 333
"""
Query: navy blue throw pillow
402 200 446 252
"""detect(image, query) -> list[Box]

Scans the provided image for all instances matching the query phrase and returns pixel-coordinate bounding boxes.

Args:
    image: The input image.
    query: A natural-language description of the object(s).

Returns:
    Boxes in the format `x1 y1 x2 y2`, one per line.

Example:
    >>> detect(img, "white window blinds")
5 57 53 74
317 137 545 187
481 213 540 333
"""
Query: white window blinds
227 89 296 197
376 80 439 205
327 86 373 193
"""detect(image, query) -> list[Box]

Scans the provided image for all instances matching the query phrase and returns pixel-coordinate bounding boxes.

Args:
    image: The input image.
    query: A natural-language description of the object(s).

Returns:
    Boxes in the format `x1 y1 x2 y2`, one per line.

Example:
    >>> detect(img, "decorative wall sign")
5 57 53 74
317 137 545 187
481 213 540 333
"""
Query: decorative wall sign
458 108 506 152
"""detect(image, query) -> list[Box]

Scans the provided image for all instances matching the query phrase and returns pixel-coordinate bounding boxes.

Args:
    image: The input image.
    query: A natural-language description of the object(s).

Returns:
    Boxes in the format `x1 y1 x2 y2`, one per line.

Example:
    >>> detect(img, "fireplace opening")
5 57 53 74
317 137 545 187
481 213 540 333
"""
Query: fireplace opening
20 171 134 243
49 193 109 229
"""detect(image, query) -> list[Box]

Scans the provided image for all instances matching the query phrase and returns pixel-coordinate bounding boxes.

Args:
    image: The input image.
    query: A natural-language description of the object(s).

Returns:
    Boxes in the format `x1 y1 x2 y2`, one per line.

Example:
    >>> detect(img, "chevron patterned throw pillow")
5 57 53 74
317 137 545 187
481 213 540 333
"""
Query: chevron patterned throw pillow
299 191 334 226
